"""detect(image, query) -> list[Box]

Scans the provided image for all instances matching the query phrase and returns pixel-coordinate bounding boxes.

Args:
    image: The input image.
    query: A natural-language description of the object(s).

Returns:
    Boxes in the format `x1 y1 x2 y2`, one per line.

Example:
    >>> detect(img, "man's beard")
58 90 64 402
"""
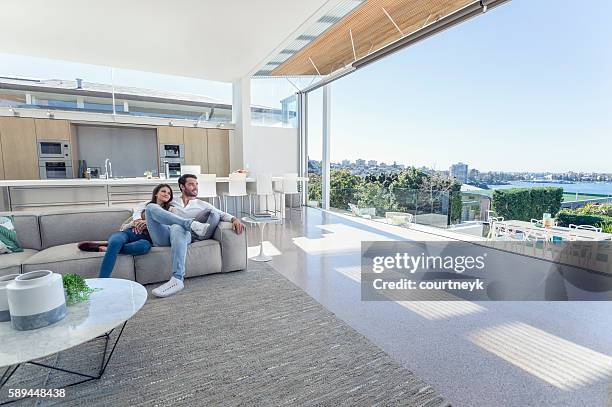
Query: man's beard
185 189 198 198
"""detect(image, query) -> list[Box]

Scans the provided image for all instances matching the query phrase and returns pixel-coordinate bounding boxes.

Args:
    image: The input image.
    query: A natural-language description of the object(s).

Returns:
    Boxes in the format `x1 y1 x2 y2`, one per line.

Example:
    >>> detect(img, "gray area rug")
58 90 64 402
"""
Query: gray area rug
2 261 450 406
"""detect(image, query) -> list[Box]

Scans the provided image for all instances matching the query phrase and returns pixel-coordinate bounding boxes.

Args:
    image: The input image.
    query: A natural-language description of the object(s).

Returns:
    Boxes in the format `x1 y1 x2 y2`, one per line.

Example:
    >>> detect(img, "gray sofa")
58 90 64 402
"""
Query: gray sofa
0 208 247 284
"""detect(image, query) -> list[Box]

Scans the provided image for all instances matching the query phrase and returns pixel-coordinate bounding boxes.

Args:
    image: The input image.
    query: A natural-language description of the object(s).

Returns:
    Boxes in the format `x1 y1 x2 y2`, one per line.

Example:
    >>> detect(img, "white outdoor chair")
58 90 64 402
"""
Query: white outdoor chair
197 173 219 207
385 212 413 227
248 173 276 215
569 224 601 232
524 228 552 257
486 210 503 223
222 173 248 216
274 173 302 221
348 203 375 219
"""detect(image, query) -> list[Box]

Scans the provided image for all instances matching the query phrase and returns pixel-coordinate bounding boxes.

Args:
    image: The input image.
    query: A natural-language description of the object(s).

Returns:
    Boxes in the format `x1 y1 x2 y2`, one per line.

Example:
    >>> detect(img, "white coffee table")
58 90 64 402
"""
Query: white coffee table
0 278 147 403
242 216 282 262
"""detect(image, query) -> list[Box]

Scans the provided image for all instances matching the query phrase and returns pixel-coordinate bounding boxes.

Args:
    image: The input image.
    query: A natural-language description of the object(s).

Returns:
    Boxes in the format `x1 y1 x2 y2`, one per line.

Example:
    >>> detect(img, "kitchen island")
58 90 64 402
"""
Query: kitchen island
0 176 306 212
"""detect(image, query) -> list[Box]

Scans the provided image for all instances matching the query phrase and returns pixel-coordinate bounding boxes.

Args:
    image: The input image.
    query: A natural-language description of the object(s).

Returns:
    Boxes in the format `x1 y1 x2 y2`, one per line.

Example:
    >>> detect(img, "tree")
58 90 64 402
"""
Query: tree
355 182 395 216
330 170 361 210
307 173 322 203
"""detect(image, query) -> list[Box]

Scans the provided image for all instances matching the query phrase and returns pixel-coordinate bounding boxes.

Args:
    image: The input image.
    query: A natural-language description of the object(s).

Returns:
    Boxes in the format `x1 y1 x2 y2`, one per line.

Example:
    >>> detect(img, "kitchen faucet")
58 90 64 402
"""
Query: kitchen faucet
104 158 113 179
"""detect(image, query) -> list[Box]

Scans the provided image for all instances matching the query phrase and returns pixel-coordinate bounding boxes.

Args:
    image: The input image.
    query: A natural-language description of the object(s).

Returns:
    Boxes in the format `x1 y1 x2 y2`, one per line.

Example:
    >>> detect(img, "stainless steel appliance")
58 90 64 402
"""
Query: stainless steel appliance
160 144 185 159
37 140 72 159
163 160 182 178
160 144 184 177
39 158 74 179
38 140 73 179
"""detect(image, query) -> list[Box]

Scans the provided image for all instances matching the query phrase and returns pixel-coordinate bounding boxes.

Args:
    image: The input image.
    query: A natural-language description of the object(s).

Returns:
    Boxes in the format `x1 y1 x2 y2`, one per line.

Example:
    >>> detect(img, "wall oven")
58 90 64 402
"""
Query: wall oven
39 158 74 179
160 143 184 159
37 140 72 159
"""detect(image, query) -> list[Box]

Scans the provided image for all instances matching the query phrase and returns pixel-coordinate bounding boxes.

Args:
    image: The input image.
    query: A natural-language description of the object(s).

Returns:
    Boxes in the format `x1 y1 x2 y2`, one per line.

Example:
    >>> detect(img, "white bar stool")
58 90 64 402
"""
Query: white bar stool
223 173 248 216
197 173 219 207
248 173 277 215
274 173 301 221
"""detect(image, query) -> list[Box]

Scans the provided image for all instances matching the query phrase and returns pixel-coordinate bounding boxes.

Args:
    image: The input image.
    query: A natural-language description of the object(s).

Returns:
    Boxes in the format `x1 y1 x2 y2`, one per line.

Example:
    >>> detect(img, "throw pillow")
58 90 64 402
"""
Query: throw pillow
0 216 23 253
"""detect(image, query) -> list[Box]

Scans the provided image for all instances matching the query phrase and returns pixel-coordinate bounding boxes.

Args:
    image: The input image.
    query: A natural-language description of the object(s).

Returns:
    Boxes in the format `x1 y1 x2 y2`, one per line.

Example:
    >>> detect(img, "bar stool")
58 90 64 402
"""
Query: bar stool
223 173 248 216
197 173 219 207
274 173 301 221
248 173 277 215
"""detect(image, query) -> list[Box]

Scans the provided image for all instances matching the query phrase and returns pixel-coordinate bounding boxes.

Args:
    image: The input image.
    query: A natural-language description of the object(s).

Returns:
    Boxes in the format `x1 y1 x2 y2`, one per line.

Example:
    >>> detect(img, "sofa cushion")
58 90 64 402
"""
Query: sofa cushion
0 249 38 276
0 212 41 250
39 208 132 249
134 239 222 285
22 243 135 281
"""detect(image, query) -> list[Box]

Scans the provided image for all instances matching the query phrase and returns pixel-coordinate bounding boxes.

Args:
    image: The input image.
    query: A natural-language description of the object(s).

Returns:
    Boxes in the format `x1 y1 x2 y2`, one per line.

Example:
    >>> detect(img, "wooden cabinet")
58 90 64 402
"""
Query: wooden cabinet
156 126 184 145
183 128 208 173
34 119 70 140
0 117 39 180
207 129 230 176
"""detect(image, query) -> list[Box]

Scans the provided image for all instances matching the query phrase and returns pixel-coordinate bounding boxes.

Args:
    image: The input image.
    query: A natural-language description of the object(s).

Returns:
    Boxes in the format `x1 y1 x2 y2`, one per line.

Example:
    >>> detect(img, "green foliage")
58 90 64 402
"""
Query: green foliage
450 192 463 223
599 221 612 233
556 209 612 228
62 273 98 305
492 187 563 221
330 170 361 210
307 174 322 202
574 203 612 217
365 173 398 188
355 182 395 216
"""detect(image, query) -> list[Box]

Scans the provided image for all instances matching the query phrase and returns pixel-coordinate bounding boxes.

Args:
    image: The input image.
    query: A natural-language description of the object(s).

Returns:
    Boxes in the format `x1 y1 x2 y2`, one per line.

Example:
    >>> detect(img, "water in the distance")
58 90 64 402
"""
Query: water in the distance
488 182 612 196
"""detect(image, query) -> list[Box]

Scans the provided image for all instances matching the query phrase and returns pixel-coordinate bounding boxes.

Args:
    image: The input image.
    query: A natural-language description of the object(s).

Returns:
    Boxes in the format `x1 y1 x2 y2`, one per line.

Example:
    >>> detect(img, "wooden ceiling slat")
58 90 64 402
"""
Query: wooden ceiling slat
272 0 473 76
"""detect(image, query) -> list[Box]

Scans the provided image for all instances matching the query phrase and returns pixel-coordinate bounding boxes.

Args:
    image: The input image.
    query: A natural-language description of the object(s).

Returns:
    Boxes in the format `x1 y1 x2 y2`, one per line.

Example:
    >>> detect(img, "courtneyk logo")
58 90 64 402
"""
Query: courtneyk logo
371 252 487 274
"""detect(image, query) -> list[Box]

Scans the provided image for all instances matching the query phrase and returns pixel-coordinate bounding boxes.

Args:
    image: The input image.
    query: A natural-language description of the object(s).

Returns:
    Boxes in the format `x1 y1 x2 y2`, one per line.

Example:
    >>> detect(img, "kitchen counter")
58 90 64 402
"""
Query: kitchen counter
0 176 307 212
0 176 307 187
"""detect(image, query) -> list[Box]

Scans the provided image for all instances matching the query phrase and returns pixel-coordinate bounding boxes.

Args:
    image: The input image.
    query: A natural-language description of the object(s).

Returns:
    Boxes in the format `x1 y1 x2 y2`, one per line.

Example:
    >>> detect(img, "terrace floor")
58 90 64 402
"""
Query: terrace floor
245 207 612 407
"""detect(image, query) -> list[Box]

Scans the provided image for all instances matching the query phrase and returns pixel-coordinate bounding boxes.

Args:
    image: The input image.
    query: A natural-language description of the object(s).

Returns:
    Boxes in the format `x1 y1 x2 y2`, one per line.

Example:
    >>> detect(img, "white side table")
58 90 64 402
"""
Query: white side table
242 216 282 262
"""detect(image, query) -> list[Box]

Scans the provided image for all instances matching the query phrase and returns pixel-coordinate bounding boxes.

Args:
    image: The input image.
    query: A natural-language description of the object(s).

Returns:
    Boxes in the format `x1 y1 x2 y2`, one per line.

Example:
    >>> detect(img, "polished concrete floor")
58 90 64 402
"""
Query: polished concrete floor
243 207 612 407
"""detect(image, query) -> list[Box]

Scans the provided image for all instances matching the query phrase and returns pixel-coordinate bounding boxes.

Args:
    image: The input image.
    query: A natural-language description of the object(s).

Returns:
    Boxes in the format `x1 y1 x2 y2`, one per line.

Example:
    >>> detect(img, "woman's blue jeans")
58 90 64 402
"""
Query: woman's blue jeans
99 229 151 278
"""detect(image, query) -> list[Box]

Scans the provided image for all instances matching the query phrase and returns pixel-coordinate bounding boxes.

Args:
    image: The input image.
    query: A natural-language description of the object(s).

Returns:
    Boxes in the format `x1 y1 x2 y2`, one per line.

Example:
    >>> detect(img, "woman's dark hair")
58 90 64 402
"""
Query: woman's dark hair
149 183 173 210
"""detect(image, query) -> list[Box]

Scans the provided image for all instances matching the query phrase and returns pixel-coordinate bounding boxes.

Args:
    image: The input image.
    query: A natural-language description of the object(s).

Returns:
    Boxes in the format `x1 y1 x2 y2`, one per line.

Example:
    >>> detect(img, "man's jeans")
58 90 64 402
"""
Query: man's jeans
99 229 151 278
145 204 221 281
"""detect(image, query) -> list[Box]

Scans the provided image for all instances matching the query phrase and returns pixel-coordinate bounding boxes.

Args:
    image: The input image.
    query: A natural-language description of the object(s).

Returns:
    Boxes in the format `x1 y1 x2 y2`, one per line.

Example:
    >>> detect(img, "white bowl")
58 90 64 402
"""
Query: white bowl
7 270 66 330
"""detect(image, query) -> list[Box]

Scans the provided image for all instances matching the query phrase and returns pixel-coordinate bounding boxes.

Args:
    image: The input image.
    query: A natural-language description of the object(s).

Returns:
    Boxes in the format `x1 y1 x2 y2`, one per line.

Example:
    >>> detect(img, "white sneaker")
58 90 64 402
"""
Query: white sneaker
190 220 209 237
152 277 184 298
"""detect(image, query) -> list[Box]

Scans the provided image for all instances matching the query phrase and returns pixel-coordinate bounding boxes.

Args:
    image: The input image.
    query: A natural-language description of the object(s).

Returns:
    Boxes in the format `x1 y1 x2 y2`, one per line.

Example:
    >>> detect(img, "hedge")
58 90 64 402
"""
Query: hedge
556 210 612 227
492 187 563 221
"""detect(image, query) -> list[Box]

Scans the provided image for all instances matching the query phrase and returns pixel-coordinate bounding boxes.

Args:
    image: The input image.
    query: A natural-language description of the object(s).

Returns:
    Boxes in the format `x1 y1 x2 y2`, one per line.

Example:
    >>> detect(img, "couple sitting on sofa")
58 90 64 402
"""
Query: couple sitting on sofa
89 174 244 298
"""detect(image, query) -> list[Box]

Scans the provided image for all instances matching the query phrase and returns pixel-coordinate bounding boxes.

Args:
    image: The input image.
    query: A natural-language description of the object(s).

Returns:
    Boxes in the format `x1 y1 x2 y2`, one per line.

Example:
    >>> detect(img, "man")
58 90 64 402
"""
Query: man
141 174 244 298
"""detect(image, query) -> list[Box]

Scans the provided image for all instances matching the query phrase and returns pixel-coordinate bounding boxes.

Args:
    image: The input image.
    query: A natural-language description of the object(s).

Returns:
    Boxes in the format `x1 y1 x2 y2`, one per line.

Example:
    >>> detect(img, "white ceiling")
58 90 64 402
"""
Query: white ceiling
0 0 335 82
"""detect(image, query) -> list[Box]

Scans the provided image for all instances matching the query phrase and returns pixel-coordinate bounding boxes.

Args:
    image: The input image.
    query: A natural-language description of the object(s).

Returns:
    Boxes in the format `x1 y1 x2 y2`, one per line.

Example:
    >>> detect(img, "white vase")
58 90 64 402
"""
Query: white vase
0 274 20 322
7 270 66 331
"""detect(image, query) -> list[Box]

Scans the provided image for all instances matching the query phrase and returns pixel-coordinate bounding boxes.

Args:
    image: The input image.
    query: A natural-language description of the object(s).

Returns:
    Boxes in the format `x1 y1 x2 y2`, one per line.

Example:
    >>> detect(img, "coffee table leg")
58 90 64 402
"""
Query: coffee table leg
0 365 20 389
0 321 128 405
252 222 272 262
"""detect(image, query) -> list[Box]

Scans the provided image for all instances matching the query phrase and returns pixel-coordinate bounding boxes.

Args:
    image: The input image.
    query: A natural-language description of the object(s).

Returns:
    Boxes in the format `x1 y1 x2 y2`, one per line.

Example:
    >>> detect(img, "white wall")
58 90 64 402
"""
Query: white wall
244 126 298 175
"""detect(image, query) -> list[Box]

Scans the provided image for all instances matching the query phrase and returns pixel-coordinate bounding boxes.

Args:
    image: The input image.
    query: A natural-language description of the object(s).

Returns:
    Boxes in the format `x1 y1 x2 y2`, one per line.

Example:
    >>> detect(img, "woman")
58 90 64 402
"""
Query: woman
97 184 173 278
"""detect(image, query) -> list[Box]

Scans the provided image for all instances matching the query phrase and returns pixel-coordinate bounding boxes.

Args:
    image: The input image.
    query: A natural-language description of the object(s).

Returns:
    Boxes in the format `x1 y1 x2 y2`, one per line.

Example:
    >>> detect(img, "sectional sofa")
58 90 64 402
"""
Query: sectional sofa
0 208 247 284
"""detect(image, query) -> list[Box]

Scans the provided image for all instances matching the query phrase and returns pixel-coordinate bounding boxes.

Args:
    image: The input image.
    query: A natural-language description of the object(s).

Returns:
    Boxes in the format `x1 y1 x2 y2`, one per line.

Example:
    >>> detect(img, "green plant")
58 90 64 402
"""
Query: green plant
492 187 563 221
556 209 612 227
575 203 612 217
62 273 99 305
598 221 612 233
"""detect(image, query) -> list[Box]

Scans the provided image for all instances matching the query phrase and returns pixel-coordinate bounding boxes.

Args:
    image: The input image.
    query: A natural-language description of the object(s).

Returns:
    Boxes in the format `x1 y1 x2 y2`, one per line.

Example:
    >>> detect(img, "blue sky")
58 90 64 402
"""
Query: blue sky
324 0 612 173
1 0 610 173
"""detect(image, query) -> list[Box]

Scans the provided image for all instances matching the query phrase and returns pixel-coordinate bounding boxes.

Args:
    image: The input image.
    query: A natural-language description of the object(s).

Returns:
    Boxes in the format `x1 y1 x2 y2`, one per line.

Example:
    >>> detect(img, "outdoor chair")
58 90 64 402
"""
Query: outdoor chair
348 203 376 219
385 211 414 227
